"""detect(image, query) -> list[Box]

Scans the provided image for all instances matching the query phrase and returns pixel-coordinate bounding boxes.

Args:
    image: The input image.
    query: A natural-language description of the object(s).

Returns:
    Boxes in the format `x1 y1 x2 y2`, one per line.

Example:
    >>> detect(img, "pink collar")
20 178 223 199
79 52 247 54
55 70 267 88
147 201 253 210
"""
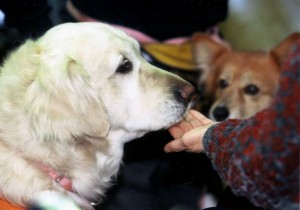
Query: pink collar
37 163 73 192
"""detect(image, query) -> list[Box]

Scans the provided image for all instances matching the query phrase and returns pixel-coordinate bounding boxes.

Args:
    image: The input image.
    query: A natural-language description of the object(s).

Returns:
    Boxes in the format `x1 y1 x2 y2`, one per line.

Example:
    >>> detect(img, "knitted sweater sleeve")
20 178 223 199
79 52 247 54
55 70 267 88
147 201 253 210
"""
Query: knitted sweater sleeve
203 42 300 210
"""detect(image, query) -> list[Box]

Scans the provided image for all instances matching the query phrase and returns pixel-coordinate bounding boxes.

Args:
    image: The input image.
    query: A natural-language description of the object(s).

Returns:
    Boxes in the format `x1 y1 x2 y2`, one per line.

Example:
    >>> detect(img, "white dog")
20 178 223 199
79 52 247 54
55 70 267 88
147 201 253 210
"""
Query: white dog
0 22 194 209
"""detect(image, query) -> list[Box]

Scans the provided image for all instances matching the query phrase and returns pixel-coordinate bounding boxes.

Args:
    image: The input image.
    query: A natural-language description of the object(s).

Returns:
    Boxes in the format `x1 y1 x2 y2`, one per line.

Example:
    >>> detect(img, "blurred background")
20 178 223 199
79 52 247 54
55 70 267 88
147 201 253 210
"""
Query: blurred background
0 0 299 51
220 0 300 50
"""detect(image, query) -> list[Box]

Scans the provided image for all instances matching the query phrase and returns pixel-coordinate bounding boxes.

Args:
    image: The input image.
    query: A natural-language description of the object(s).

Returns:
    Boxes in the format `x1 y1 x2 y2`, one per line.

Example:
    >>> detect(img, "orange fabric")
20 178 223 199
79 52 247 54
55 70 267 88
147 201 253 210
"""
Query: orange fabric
0 198 25 210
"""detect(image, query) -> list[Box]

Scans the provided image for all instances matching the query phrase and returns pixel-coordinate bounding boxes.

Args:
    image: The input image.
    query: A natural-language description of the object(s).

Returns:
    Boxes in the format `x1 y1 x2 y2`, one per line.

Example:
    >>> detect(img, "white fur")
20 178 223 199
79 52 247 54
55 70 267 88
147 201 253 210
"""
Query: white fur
0 22 191 209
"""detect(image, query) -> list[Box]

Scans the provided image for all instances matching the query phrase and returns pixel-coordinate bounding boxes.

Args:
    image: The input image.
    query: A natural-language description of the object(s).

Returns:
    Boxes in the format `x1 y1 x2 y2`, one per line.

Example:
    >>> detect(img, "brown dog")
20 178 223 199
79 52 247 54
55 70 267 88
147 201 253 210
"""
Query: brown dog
192 32 300 121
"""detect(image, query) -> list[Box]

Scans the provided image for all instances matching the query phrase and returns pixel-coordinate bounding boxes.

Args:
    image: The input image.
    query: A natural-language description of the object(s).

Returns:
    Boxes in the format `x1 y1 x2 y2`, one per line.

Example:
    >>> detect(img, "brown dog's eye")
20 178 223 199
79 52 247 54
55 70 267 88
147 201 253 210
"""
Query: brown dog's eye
116 58 133 74
218 79 228 89
244 84 259 95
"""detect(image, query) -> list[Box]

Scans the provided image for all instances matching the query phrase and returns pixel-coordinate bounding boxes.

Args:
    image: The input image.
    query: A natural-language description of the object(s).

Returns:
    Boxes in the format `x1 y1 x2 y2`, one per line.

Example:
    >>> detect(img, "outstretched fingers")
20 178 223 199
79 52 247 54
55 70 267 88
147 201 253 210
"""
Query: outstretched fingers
165 127 205 153
166 110 216 154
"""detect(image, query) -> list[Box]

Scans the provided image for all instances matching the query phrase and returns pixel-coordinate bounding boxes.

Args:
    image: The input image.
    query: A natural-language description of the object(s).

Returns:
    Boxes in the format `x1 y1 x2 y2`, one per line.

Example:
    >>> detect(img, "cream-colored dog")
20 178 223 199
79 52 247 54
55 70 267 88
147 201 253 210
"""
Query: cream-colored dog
0 22 194 209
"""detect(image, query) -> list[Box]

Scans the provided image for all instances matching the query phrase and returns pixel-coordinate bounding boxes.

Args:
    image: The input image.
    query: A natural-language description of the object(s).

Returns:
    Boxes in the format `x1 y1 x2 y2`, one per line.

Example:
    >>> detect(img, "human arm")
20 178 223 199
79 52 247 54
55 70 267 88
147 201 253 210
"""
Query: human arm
202 43 300 209
165 42 300 209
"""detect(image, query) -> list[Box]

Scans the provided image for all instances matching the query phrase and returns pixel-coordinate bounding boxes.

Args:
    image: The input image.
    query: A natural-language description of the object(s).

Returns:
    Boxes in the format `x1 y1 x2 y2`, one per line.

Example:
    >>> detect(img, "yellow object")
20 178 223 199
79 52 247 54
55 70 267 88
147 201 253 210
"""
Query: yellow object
142 41 196 71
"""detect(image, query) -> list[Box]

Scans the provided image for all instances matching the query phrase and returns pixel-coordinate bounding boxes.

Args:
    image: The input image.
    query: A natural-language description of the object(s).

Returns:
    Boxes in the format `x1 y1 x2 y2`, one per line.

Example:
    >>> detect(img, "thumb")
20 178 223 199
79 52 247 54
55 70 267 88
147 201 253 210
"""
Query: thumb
164 127 206 153
164 138 185 153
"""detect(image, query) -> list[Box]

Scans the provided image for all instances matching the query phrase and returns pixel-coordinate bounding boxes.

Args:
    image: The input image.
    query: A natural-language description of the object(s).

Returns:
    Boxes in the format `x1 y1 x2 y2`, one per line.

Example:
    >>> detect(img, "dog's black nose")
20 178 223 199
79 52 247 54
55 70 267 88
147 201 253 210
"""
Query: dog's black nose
212 106 229 121
179 84 195 102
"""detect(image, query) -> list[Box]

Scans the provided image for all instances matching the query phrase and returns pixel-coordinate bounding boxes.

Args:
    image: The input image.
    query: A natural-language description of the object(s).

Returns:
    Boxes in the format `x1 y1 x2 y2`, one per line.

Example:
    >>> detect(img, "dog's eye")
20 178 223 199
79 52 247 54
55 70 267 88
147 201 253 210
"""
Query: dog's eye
218 79 228 89
116 58 133 74
244 84 259 95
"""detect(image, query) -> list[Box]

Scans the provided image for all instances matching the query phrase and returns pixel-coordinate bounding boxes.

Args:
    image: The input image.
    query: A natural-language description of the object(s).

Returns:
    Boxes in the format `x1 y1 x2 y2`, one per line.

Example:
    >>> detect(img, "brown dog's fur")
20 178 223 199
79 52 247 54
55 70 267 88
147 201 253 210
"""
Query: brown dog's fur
192 32 300 121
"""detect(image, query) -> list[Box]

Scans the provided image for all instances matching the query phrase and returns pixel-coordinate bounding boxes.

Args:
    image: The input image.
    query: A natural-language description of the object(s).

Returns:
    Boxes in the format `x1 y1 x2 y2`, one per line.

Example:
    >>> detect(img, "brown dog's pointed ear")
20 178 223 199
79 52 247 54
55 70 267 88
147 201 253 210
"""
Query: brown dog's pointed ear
271 32 300 67
191 33 230 83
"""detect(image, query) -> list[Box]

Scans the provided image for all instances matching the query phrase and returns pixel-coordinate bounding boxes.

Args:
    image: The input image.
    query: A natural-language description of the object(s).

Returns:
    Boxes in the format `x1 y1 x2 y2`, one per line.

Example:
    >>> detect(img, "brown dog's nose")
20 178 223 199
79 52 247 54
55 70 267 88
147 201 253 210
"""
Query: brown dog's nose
179 84 195 102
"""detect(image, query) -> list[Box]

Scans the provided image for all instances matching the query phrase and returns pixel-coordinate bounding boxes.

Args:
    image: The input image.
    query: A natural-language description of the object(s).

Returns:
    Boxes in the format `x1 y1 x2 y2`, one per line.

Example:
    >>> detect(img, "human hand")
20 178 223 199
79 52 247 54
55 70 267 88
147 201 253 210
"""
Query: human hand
164 110 216 153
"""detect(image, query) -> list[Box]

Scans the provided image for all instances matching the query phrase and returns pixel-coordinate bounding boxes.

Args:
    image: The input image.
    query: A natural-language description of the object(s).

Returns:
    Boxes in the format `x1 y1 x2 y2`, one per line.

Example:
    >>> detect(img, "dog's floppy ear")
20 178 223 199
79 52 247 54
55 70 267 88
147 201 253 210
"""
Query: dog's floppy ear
25 46 110 141
65 59 110 139
191 33 230 83
271 32 300 67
